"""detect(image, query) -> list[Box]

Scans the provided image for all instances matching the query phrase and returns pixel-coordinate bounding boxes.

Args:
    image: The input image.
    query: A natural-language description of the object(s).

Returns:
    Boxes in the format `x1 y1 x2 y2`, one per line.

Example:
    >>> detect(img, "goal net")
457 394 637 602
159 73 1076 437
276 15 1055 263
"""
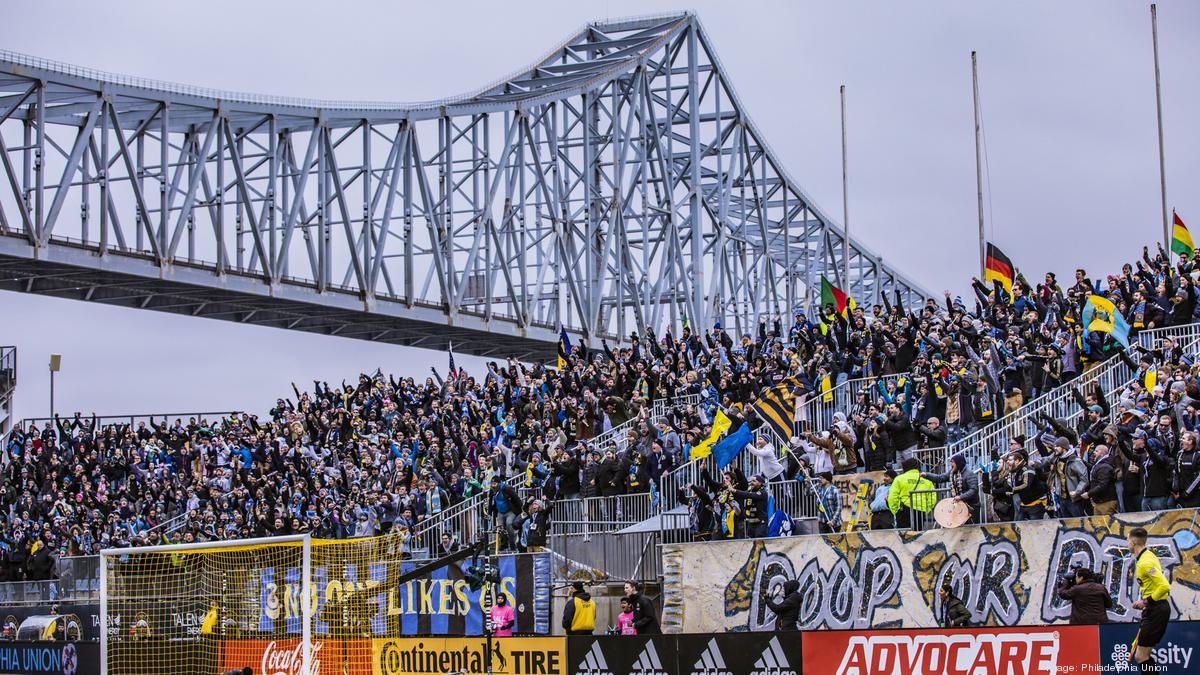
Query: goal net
100 534 316 675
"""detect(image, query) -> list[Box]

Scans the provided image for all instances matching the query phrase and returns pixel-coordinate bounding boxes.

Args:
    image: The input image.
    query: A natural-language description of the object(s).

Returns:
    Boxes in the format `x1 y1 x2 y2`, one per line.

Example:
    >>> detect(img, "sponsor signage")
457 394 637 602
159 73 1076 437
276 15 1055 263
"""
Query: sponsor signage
566 636 676 675
1 605 100 642
800 625 1099 675
372 637 565 675
254 551 552 636
0 642 96 675
221 638 372 675
676 632 801 675
1098 621 1200 674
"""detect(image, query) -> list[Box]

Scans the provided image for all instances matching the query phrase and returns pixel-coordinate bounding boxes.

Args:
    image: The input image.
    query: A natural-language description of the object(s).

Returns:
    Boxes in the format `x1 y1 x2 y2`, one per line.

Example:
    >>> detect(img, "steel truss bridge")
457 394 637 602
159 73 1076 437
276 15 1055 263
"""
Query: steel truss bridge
0 13 929 359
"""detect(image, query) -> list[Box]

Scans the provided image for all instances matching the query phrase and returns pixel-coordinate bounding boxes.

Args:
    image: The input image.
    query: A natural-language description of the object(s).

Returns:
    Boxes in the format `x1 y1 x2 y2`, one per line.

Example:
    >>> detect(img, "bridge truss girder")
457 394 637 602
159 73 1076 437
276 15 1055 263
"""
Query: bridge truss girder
0 13 929 359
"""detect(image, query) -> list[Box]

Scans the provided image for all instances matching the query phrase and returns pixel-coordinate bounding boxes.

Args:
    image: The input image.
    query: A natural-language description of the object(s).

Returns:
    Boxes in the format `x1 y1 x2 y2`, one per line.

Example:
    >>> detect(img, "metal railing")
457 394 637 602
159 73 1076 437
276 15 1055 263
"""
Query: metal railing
18 411 241 433
908 488 950 532
943 322 1200 472
408 491 489 555
796 372 908 433
0 556 100 605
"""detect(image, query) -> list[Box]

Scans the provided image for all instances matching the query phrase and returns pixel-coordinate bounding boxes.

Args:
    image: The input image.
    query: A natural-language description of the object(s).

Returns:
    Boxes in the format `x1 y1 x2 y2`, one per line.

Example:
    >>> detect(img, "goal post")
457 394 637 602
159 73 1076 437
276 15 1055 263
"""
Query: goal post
99 534 312 675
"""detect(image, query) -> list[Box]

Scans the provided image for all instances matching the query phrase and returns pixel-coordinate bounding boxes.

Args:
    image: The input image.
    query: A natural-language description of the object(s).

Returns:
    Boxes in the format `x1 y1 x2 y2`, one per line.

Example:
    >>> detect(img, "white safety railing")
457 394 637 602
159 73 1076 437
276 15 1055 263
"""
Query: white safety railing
408 491 489 555
796 373 908 433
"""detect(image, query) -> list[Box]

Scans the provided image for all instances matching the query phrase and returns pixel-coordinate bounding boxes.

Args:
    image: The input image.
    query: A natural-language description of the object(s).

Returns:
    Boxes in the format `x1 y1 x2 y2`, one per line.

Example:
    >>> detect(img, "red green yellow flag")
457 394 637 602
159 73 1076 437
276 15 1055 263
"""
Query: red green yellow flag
820 276 856 317
1172 211 1194 257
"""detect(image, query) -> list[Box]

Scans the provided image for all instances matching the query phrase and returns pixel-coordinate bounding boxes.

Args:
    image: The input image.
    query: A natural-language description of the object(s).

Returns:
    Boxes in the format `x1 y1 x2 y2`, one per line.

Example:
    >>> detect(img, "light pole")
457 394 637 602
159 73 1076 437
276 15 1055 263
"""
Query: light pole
48 353 61 419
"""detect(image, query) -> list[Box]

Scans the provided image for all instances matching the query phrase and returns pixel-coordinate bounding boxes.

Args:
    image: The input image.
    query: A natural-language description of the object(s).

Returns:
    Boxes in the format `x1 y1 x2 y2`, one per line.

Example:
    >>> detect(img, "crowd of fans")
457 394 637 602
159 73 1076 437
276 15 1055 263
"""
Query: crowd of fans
3 241 1200 579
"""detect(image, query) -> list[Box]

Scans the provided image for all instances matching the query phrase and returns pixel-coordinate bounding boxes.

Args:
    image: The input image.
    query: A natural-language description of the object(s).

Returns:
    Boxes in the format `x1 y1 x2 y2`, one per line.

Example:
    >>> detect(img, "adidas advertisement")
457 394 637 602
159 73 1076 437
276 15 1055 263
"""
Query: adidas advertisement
1099 621 1199 674
676 632 800 675
567 637 675 675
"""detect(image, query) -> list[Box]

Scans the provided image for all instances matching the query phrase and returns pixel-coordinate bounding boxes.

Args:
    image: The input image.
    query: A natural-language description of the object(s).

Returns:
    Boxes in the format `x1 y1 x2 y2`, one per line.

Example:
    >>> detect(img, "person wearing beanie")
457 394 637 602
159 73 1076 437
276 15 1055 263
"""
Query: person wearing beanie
924 454 980 522
1048 437 1089 518
727 472 769 539
814 471 841 533
869 469 897 530
561 581 596 635
1009 449 1048 521
888 457 936 529
765 579 803 630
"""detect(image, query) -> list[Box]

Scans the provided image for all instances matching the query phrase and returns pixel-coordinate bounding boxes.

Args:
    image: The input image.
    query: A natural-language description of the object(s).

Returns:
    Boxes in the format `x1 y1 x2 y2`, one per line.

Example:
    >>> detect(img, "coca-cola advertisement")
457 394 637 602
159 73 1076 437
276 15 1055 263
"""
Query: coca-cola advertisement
221 638 372 675
800 625 1100 675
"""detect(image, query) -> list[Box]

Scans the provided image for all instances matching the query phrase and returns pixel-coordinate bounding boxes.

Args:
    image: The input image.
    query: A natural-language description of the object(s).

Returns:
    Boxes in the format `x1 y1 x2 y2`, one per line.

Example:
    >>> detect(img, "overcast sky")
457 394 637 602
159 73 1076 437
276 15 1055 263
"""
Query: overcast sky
2 0 1198 421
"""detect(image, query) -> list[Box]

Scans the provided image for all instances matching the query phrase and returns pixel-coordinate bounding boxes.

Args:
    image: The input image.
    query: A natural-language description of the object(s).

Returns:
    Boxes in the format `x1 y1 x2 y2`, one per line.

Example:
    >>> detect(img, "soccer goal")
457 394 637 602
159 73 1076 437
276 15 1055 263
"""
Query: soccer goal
99 534 314 675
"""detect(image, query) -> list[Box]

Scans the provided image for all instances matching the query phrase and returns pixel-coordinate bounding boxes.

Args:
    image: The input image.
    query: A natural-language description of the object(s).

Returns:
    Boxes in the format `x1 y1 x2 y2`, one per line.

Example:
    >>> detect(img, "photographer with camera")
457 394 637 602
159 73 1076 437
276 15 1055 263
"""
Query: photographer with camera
1057 565 1112 624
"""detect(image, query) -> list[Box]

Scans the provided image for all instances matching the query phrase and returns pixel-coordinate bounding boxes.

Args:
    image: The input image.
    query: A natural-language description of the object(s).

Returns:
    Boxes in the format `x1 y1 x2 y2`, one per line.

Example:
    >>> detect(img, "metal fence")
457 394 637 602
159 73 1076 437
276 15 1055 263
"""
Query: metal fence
407 491 489 556
907 488 951 532
796 373 908 433
0 557 100 605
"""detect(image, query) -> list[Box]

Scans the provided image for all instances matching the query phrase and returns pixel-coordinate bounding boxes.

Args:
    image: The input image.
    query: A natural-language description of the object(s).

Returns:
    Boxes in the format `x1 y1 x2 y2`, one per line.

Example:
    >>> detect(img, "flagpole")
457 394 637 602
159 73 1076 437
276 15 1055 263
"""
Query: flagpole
1151 3 1169 250
840 84 851 292
972 51 986 279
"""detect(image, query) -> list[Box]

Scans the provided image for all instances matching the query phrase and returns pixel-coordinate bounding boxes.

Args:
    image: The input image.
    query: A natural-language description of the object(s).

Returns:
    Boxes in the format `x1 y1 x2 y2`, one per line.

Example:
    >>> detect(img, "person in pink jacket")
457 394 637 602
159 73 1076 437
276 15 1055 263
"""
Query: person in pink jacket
490 593 515 637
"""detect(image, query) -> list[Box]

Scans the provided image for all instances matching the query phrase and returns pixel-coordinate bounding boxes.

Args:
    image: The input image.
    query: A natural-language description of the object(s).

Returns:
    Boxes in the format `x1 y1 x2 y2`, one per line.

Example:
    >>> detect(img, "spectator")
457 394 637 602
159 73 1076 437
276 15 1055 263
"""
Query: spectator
814 472 842 534
869 469 896 530
1082 445 1119 516
924 454 980 523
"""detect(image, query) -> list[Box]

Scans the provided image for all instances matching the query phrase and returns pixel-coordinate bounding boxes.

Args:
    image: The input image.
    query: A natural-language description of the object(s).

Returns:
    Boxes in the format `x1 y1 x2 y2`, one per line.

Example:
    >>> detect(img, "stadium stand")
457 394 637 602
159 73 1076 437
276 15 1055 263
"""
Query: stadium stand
2 241 1200 584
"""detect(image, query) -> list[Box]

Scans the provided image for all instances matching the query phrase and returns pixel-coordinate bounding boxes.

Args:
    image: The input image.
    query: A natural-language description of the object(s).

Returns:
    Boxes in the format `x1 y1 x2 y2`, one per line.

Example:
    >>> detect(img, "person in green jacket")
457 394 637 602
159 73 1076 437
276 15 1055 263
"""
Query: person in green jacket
888 458 936 529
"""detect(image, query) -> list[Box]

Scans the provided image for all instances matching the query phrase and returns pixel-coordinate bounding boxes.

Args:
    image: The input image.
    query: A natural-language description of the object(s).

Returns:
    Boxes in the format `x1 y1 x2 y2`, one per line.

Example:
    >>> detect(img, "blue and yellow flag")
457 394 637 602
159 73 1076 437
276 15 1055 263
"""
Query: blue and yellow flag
691 410 731 461
1082 294 1131 349
557 326 572 369
1145 364 1158 392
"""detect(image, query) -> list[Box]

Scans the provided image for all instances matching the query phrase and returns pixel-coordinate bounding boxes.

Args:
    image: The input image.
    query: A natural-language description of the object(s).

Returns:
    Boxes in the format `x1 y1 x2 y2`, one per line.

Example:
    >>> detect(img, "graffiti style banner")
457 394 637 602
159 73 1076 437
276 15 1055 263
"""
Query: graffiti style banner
566 636 677 675
221 639 373 675
676 632 802 675
0 641 98 675
1098 620 1200 674
252 551 550 637
372 637 564 675
661 508 1200 632
801 625 1098 675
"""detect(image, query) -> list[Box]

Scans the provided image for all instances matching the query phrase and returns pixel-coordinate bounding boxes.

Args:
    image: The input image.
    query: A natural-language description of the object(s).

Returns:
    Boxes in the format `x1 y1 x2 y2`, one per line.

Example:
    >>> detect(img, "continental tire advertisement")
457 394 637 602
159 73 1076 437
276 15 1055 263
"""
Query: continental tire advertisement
373 637 564 675
218 637 564 675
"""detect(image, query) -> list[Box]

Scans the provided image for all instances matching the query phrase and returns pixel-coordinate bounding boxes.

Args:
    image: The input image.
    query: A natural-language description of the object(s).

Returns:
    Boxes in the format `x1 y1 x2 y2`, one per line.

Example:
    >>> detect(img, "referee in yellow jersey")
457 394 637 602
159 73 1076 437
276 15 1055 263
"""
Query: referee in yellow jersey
1128 527 1170 673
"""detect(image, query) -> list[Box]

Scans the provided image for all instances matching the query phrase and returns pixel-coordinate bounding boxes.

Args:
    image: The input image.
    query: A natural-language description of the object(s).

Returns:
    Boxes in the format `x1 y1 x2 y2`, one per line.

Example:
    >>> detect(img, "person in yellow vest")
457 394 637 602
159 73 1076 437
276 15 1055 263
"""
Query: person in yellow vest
1129 527 1171 673
561 581 596 635
887 458 936 530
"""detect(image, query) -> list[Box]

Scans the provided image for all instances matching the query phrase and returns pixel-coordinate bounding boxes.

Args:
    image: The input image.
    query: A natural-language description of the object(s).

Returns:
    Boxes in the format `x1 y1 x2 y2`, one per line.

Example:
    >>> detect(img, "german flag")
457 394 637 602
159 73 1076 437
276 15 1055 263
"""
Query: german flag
752 378 802 441
983 242 1015 294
